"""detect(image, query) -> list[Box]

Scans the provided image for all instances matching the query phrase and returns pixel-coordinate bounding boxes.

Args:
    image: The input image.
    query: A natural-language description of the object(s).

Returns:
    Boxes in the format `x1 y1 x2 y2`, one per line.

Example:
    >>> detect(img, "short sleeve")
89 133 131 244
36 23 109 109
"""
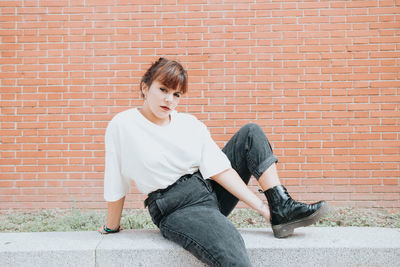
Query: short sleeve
198 123 231 179
103 119 131 202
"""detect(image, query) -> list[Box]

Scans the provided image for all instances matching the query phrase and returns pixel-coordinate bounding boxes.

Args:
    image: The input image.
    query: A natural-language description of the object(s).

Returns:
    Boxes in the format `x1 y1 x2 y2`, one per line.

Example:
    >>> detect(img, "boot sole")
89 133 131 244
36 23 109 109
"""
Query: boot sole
271 201 330 238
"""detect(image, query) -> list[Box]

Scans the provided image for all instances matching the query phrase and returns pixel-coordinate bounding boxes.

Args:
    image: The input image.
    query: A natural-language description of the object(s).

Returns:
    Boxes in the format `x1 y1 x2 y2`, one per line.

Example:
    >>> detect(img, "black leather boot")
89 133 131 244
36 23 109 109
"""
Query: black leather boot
263 185 329 238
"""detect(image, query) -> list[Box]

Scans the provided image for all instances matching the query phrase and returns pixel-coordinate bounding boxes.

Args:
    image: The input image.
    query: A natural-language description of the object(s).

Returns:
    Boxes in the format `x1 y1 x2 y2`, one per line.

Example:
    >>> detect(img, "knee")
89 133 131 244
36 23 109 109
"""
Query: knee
241 123 274 149
241 123 264 137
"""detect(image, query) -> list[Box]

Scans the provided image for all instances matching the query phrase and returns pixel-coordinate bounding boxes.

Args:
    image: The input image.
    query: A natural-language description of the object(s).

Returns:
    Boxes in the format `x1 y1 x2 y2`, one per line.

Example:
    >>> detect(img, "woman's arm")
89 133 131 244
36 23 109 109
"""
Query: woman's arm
211 168 270 221
98 196 125 233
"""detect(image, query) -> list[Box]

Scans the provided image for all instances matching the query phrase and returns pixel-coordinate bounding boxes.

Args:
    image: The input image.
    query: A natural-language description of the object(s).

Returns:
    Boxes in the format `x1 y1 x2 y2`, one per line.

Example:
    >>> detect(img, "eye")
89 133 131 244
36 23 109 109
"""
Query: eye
160 87 168 93
173 92 181 98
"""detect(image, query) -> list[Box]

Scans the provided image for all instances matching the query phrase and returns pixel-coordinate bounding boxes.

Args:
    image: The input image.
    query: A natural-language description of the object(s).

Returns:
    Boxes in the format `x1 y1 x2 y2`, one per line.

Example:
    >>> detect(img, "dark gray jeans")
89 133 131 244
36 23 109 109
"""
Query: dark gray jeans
145 123 278 267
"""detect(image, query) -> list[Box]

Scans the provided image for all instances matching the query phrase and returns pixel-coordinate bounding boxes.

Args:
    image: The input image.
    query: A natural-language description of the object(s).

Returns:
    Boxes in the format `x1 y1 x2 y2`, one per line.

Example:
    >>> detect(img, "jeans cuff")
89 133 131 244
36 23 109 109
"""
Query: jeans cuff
253 156 278 180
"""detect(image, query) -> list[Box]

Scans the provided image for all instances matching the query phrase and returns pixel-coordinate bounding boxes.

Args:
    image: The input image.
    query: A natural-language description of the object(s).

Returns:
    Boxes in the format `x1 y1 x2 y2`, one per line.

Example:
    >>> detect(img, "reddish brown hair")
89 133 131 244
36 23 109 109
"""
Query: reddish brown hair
140 58 188 97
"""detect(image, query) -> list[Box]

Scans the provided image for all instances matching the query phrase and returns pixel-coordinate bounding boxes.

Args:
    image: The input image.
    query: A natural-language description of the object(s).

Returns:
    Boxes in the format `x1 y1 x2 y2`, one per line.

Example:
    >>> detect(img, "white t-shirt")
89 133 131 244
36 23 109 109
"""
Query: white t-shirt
103 108 231 201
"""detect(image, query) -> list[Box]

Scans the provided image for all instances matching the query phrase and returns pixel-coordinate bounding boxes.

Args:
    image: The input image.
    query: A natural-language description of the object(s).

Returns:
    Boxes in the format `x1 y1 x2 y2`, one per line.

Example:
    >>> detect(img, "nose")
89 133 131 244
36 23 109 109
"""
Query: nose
165 92 173 102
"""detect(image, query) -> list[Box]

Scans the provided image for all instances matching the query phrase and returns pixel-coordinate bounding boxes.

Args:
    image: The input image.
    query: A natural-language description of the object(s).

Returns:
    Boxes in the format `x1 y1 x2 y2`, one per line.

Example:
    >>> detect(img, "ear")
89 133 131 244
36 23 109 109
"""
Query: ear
141 82 149 98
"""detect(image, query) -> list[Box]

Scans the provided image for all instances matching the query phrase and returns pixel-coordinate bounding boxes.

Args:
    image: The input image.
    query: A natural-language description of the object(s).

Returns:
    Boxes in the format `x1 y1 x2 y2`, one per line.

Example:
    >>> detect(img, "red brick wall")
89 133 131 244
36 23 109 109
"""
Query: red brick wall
1 0 399 210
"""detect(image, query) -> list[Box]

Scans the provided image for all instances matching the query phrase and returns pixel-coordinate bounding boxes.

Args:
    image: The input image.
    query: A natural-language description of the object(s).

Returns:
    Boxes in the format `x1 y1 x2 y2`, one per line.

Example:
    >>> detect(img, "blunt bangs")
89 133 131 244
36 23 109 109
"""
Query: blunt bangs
154 61 188 94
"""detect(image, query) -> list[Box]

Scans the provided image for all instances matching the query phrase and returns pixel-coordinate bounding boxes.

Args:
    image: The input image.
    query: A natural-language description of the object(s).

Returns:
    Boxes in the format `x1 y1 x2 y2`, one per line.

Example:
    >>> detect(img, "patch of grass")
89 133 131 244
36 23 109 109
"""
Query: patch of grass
121 209 156 230
0 209 157 233
314 207 400 228
228 209 270 228
0 207 398 233
0 209 106 232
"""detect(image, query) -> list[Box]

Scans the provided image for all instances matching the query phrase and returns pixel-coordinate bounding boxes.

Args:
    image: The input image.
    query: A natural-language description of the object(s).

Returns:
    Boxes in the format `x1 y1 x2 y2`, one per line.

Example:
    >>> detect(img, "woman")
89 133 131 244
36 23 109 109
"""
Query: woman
99 58 329 266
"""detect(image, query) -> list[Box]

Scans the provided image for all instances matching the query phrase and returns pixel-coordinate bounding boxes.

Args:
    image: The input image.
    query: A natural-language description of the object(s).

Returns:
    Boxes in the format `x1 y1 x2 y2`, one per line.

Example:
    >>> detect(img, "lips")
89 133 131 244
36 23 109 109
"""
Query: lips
161 106 170 111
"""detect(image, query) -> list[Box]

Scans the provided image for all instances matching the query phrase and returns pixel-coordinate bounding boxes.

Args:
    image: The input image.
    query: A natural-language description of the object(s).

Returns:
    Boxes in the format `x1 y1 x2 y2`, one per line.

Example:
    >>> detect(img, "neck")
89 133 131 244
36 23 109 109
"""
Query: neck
138 107 170 126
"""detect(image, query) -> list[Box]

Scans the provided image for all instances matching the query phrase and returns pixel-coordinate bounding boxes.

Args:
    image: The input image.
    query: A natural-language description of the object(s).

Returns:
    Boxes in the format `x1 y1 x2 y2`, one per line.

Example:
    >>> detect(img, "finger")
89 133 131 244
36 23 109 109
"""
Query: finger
98 226 107 234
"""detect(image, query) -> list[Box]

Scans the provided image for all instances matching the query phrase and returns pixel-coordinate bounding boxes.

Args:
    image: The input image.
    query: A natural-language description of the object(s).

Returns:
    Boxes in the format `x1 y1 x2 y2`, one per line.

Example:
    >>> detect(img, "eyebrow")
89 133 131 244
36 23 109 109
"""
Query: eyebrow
161 85 181 94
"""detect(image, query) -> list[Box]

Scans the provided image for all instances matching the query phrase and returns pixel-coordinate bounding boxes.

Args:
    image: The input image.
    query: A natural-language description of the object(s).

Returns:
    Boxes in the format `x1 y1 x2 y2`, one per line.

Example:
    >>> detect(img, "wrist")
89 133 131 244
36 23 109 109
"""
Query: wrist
257 201 270 220
103 224 120 234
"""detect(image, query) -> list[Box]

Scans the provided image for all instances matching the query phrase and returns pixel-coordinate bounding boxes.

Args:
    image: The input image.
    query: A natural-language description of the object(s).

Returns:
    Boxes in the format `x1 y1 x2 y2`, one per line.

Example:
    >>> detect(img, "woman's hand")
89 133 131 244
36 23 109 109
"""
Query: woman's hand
257 201 271 222
97 225 124 234
212 168 271 223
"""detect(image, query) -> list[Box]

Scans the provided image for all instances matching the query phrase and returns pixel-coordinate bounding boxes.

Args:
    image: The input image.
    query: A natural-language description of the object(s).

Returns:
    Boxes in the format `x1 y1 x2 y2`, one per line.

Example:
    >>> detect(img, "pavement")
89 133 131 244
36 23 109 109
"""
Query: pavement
0 227 399 267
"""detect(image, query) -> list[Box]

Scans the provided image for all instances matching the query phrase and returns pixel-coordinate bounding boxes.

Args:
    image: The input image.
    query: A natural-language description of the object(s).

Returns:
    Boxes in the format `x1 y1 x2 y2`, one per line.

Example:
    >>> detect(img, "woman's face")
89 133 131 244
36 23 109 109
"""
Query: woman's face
141 80 182 126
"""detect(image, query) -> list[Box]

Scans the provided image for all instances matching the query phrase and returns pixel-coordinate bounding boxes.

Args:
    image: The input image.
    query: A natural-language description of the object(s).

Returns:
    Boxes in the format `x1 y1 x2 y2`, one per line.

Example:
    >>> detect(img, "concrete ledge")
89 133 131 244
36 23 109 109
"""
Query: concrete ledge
1 227 399 267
